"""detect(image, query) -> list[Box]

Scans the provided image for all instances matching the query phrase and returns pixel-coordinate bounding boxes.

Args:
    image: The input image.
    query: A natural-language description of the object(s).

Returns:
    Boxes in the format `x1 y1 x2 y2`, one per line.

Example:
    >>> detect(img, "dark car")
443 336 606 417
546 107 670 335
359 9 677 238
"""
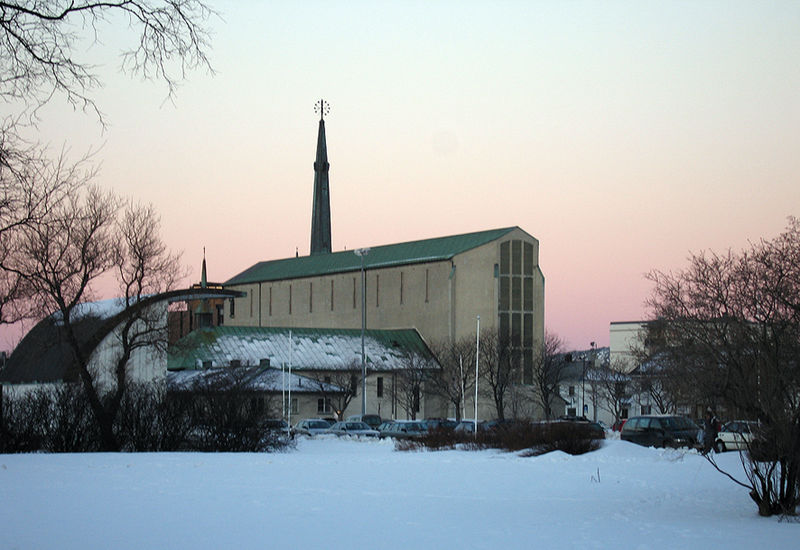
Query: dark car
621 415 699 448
345 414 382 430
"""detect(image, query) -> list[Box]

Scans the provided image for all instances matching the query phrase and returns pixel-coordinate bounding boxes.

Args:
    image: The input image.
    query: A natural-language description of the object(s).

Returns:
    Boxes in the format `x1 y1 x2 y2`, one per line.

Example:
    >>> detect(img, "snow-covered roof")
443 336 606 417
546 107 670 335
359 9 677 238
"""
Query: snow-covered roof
167 367 343 393
168 326 437 372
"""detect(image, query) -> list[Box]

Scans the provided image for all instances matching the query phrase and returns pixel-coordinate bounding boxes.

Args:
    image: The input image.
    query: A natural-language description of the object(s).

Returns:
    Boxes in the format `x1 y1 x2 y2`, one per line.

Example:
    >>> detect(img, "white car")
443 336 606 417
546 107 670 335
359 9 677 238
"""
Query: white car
715 420 758 452
293 418 334 437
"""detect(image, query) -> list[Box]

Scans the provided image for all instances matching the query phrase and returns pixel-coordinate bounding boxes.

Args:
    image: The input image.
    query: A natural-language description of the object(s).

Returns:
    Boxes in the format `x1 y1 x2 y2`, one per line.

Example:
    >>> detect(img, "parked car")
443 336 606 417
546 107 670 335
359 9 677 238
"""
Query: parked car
345 414 382 430
621 415 699 448
293 418 334 437
715 420 758 452
379 421 428 439
327 421 380 437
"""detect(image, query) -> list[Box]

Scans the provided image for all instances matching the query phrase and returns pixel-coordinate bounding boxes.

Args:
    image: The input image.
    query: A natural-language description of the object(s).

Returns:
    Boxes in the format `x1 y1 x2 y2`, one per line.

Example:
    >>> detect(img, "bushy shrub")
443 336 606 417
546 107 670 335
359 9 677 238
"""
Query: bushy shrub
398 420 603 455
0 380 293 453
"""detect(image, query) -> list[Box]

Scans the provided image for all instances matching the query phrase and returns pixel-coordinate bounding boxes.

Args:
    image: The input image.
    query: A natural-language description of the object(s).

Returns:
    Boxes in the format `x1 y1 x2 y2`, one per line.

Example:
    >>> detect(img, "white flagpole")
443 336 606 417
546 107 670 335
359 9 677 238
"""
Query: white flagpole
474 315 480 438
288 330 293 436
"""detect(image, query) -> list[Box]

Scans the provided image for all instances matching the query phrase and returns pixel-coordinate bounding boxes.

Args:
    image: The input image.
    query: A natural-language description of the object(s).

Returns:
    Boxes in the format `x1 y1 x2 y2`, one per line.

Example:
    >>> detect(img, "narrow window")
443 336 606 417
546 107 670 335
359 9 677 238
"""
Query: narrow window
330 280 334 311
309 282 313 313
400 271 404 304
425 269 430 303
353 277 357 309
269 286 273 316
524 242 534 275
249 288 254 317
229 298 235 318
375 274 380 307
512 240 522 274
568 386 575 396
289 284 292 314
377 377 384 398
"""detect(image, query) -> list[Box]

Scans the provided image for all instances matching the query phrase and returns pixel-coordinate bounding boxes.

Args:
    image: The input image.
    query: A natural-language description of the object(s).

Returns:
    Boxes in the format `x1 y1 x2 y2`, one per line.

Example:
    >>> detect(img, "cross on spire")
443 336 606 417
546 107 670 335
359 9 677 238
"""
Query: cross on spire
314 99 330 121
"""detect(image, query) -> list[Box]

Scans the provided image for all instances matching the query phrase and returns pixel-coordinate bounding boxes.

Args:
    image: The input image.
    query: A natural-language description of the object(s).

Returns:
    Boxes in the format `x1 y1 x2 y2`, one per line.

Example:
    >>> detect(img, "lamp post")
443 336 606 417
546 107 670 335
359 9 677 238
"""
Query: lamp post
354 248 370 415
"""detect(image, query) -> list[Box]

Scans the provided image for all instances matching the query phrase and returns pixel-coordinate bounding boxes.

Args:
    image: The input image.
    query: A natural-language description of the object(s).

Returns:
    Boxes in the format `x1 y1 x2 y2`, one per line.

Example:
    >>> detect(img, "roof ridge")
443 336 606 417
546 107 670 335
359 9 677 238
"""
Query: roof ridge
224 226 522 286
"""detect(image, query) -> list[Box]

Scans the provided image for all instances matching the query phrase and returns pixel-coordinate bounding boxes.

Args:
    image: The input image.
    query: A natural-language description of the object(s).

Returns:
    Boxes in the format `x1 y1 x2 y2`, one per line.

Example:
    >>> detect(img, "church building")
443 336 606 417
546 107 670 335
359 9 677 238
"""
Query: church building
222 102 546 418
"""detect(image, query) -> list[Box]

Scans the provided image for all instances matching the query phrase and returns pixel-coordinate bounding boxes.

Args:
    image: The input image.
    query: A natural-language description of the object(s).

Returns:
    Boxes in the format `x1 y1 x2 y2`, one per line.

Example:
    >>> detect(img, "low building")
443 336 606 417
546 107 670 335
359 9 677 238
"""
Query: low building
168 325 440 421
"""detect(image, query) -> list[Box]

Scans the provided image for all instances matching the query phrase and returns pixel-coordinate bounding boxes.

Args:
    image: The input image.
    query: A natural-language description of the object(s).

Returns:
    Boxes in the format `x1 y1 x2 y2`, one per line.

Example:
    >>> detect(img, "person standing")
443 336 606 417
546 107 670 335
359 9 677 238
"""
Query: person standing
702 408 719 454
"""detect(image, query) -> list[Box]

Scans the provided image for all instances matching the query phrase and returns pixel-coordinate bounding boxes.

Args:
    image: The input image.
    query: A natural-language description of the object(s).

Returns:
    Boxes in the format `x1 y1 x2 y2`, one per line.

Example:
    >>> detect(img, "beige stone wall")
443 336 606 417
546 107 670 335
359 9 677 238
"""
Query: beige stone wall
226 229 546 420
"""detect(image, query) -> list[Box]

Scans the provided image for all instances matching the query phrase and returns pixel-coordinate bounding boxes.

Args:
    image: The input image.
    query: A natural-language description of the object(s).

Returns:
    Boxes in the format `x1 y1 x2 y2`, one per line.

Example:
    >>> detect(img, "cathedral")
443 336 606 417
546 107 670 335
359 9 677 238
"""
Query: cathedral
221 101 546 419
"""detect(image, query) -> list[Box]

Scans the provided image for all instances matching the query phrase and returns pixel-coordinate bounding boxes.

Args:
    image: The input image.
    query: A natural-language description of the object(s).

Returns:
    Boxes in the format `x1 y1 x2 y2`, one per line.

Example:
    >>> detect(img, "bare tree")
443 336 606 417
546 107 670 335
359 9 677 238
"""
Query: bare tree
531 331 567 420
593 362 631 427
0 130 90 325
428 338 475 421
645 217 800 516
306 365 359 421
1 0 214 120
478 329 519 421
393 351 431 420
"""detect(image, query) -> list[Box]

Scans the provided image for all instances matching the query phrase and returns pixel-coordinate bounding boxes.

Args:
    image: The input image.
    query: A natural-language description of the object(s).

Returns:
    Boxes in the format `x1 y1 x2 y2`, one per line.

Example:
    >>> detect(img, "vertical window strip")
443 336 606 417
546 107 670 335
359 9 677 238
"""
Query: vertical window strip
289 284 292 315
269 287 273 316
309 282 313 313
425 269 429 303
353 277 357 309
400 271 404 304
330 280 334 311
376 274 380 307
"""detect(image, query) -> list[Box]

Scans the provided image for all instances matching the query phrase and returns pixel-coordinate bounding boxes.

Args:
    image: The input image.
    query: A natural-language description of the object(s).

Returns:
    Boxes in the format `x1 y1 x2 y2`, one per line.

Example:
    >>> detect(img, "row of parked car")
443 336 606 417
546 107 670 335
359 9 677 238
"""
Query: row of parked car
290 415 610 440
619 414 759 452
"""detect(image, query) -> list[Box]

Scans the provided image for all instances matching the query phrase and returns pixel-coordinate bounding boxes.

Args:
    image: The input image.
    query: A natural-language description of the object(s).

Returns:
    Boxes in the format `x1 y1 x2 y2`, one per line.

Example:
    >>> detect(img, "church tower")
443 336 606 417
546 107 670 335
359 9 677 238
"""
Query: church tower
310 99 332 255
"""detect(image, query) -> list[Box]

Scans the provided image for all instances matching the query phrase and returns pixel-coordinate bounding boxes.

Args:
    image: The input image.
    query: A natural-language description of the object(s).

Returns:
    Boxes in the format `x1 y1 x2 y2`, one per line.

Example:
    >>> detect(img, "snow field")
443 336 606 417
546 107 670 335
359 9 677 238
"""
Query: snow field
1 438 796 550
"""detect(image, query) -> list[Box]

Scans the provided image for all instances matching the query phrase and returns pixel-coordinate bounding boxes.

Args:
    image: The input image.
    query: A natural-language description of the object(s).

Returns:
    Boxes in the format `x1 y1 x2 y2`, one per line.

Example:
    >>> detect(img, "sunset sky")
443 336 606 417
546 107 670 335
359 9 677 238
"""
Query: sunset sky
3 1 799 351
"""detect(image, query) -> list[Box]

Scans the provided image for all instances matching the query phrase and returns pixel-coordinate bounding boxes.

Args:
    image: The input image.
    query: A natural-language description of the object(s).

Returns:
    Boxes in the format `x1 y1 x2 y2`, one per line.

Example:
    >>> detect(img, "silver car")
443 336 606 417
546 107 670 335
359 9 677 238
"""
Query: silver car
327 421 380 437
293 418 334 437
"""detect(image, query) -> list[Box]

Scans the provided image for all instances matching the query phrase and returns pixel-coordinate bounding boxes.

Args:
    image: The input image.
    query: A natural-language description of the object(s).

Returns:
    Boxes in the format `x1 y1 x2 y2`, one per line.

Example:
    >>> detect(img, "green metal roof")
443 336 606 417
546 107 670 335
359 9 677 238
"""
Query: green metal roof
168 326 436 372
224 226 520 286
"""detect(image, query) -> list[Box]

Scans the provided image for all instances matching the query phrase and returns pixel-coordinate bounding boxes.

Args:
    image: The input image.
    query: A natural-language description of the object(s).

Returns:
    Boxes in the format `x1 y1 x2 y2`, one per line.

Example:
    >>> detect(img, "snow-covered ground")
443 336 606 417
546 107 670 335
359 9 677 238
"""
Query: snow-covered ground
1 438 796 549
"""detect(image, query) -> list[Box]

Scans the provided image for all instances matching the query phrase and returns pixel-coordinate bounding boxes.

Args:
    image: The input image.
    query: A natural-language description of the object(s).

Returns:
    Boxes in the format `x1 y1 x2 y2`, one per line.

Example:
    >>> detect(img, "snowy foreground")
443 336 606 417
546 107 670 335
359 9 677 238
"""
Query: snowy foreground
2 438 797 550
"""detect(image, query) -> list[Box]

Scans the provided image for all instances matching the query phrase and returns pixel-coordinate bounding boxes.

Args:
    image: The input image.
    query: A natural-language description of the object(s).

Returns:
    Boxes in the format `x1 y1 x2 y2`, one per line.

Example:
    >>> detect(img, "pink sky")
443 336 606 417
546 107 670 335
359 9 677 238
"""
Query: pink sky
3 1 799 352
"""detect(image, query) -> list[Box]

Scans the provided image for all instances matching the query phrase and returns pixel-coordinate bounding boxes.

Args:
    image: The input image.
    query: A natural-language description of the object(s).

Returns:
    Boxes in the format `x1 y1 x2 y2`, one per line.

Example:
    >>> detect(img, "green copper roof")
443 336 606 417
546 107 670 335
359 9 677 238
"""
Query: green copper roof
168 326 435 371
225 226 519 286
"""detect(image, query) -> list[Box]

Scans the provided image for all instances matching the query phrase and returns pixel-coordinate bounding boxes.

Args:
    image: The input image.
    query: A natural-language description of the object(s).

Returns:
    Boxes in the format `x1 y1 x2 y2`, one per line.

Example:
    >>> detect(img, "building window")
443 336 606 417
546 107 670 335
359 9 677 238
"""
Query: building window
377 376 384 398
309 282 313 313
289 284 292 314
400 271 404 304
524 242 534 275
353 277 357 309
229 298 235 319
216 303 224 325
641 405 652 415
375 274 380 307
330 280 334 311
568 385 575 397
512 240 522 275
425 269 429 303
317 398 332 413
291 398 299 415
500 241 510 275
269 287 273 316
567 407 577 417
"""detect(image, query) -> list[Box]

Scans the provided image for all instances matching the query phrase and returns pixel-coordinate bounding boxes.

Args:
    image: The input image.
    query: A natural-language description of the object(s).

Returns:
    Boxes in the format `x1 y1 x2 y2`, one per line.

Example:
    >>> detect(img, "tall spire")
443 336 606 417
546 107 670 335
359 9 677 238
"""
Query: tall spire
200 247 207 288
310 99 332 255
